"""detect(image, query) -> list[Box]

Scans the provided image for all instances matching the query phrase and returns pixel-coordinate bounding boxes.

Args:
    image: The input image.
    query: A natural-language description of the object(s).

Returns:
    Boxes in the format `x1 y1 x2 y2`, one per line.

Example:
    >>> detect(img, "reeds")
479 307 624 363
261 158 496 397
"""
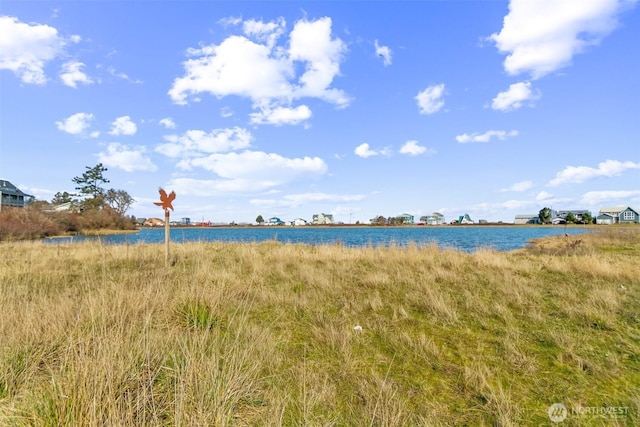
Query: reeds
0 229 638 425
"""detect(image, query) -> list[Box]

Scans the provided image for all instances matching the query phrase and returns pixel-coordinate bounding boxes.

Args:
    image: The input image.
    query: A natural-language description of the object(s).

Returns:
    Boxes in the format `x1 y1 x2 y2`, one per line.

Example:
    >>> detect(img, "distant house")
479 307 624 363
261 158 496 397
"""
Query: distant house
52 202 75 212
0 180 34 211
455 214 473 224
514 214 541 225
555 210 591 223
44 201 80 213
267 217 284 226
420 212 446 225
596 213 615 225
312 213 334 225
598 206 639 224
180 217 191 225
619 207 639 223
290 218 308 226
398 213 414 224
430 212 445 225
143 218 164 227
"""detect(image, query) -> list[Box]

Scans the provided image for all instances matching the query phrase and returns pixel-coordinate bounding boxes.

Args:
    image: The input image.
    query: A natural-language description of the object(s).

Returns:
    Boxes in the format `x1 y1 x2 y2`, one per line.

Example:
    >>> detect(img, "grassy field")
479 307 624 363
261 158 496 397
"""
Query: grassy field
0 228 638 426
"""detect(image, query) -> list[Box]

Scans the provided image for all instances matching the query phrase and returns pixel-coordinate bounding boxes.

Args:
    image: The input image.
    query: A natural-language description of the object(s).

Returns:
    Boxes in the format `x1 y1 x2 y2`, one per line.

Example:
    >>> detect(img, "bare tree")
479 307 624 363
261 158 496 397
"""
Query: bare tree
104 188 135 215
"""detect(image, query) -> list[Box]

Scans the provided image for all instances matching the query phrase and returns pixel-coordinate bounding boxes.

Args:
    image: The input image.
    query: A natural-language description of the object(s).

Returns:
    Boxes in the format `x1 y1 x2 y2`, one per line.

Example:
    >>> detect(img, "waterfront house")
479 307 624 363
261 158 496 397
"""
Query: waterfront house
420 212 446 225
514 214 541 224
596 213 615 225
554 210 591 222
430 212 445 225
143 218 164 227
619 207 639 223
0 180 34 211
398 213 414 224
313 213 334 225
598 206 639 224
267 217 284 226
290 218 308 226
456 214 473 224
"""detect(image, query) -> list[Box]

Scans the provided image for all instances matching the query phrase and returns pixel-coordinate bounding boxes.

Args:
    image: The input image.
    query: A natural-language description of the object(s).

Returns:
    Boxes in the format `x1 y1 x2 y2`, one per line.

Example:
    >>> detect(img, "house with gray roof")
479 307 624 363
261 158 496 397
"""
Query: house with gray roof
419 212 446 225
398 213 414 224
554 210 591 223
598 206 639 224
618 207 639 223
596 213 615 225
514 214 541 224
312 213 334 225
0 180 34 211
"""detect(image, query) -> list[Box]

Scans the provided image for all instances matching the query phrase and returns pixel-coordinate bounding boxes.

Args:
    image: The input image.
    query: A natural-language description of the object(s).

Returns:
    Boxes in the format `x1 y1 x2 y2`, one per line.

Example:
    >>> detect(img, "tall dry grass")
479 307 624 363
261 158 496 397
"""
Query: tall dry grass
0 229 638 425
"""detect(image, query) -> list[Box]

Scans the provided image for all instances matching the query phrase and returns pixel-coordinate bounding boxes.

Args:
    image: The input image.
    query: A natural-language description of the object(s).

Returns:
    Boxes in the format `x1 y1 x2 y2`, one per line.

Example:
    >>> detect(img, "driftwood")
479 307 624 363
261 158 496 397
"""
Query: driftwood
567 239 582 248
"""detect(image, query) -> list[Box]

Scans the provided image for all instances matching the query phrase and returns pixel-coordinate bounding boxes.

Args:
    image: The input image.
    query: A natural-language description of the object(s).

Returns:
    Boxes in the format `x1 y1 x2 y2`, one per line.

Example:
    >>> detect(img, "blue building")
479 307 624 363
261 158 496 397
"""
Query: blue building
0 180 34 211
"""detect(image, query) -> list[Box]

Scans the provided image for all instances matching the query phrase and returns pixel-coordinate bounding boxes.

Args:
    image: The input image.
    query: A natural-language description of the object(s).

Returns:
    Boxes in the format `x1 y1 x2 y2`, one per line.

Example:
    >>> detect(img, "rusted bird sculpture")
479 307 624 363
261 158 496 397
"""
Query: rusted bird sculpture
154 188 176 211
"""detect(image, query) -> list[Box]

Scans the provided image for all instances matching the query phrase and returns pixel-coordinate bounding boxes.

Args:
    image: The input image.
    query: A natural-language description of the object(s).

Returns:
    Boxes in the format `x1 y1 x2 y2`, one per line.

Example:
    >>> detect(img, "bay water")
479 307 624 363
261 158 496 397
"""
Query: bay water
45 226 590 253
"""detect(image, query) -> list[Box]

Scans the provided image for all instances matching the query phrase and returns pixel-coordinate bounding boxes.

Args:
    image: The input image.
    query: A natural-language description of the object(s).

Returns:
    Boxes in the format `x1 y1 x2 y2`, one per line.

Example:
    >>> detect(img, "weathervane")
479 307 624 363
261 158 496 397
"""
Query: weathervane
154 188 176 266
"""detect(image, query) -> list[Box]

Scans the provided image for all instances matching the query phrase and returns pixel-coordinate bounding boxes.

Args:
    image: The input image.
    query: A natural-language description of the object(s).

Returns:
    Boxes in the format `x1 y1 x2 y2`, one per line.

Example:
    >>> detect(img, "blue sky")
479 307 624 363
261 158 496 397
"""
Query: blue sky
1 0 639 223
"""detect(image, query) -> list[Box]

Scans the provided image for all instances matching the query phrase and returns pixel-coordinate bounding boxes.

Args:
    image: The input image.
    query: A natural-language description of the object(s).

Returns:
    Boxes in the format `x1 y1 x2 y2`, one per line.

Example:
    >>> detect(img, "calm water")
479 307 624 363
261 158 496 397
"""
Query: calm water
45 226 590 252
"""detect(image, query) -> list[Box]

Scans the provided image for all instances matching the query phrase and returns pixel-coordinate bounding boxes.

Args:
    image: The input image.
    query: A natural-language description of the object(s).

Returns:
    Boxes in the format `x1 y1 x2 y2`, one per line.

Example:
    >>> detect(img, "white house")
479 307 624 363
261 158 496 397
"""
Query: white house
419 212 446 225
596 213 615 225
312 213 334 225
290 218 308 226
514 214 541 224
456 214 473 224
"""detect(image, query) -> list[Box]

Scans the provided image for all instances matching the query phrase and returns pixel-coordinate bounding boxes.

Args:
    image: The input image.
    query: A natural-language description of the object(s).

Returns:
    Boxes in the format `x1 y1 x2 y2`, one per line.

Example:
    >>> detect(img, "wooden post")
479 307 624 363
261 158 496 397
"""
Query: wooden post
154 188 176 267
165 209 170 266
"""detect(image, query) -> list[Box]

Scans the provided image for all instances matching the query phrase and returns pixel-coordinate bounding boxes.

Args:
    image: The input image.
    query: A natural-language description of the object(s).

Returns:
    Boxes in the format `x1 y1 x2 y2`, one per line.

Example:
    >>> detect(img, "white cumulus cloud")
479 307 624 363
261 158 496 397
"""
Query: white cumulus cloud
166 177 258 196
355 143 380 158
60 61 93 88
55 112 95 136
156 127 253 158
184 151 326 179
243 17 286 47
109 116 137 136
548 159 640 186
491 82 540 111
415 83 445 115
250 192 366 208
581 190 640 205
456 130 518 143
399 140 434 156
98 143 157 172
250 105 312 126
0 16 66 84
489 0 633 79
168 17 348 125
374 39 392 66
536 191 554 201
159 117 176 129
501 180 534 192
168 151 327 194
